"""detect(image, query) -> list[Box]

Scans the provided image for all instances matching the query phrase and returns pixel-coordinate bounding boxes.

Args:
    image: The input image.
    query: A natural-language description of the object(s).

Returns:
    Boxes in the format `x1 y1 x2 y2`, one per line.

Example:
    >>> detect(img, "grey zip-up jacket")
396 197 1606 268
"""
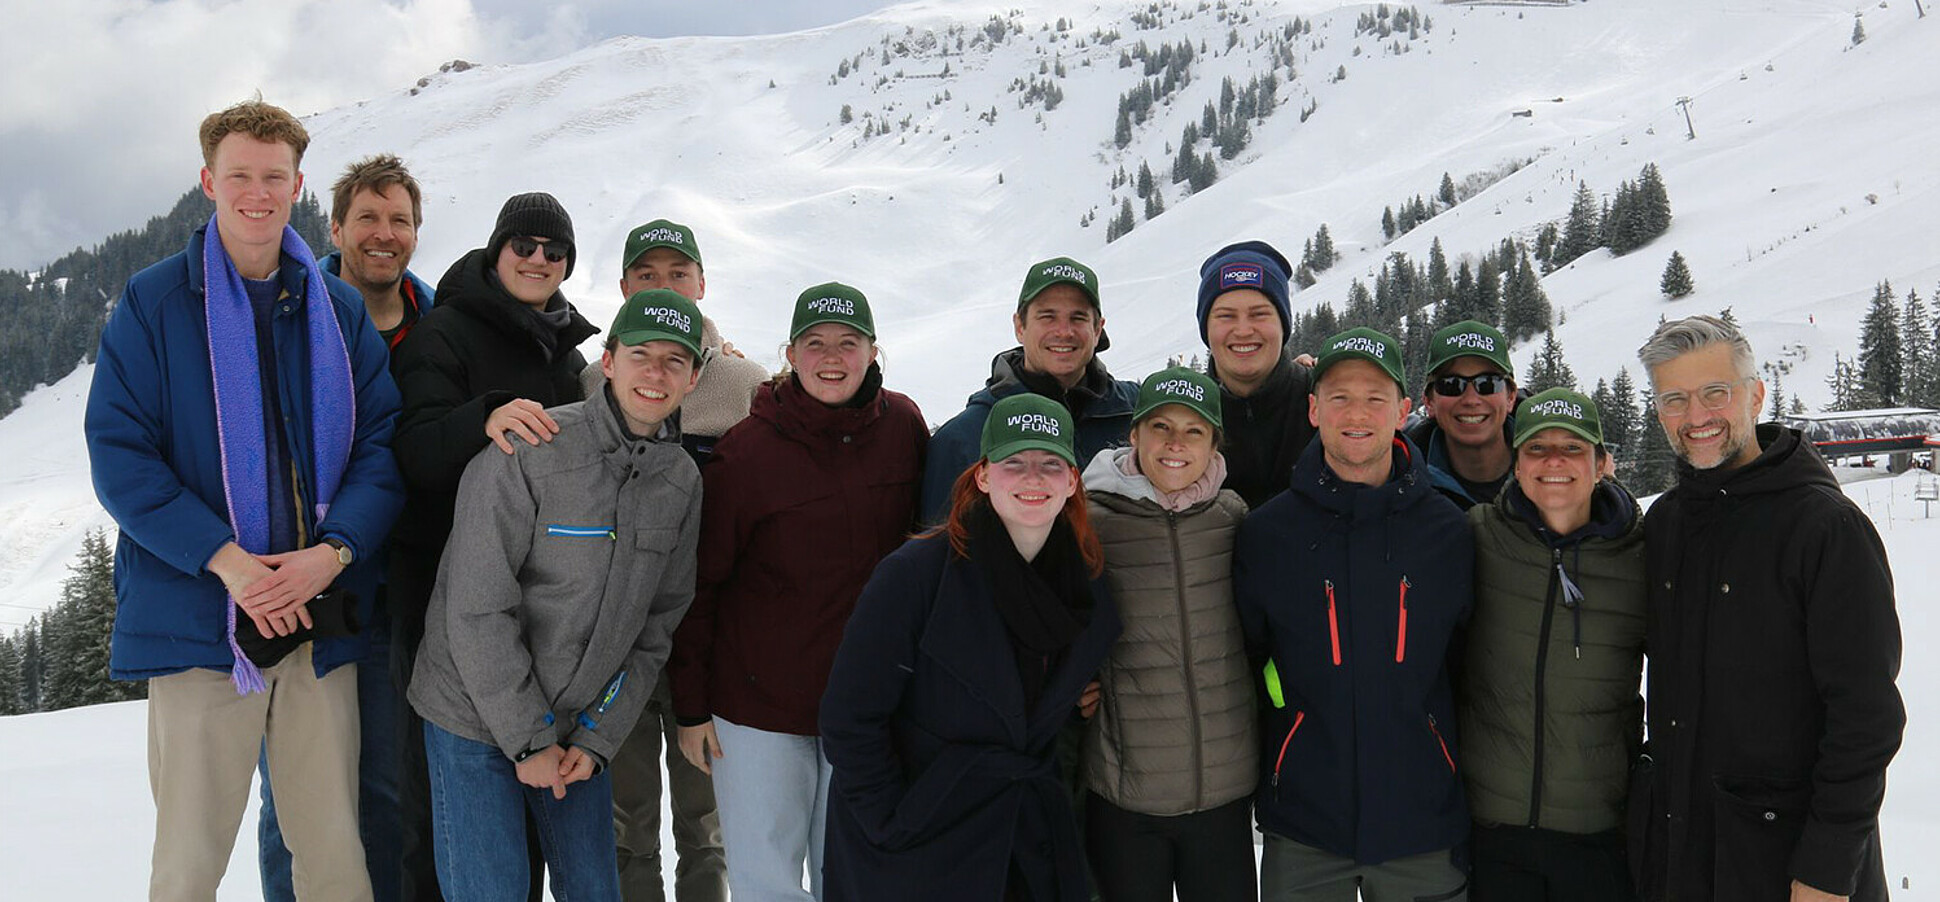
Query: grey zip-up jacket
408 390 702 766
1080 448 1257 816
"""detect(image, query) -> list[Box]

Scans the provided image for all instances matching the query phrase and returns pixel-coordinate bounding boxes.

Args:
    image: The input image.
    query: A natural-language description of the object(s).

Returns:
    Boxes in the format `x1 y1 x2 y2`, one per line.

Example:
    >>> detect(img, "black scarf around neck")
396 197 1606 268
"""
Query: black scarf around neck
965 501 1094 712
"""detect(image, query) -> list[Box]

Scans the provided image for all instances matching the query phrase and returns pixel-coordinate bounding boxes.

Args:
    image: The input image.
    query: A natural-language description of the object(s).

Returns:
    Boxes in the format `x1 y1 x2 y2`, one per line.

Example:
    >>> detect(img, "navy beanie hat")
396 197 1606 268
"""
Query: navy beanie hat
1196 239 1293 344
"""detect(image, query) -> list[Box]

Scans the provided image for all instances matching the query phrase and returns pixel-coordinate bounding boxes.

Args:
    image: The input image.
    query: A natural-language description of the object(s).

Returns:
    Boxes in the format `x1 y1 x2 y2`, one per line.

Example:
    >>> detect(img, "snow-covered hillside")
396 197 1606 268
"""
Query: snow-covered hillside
6 469 1936 897
2 0 1935 627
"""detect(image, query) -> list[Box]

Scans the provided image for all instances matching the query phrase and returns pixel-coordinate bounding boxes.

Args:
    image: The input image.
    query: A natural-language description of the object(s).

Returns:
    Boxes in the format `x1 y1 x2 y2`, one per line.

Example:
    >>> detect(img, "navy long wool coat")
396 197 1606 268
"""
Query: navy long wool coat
819 533 1121 902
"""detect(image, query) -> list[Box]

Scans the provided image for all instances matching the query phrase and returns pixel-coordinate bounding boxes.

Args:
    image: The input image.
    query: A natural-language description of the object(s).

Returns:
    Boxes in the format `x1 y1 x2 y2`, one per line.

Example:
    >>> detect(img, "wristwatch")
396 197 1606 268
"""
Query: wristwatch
322 537 354 568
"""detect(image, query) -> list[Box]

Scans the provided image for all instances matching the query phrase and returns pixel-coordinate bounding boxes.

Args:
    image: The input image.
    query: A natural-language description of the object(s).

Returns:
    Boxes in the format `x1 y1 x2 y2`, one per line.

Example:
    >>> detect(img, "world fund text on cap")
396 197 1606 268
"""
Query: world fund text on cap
980 393 1078 466
1133 366 1223 430
1512 387 1604 448
790 281 876 340
1312 326 1406 392
610 288 705 359
1427 319 1514 379
623 219 701 269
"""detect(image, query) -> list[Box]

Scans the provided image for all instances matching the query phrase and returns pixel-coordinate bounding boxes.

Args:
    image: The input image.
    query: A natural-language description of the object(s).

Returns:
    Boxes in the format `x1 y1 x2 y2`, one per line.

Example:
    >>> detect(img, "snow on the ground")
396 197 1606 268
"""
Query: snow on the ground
4 470 1935 896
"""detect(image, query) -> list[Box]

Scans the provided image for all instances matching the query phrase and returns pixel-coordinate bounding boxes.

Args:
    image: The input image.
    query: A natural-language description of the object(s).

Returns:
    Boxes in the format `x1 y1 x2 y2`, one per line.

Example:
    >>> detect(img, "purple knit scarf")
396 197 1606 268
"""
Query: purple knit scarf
203 217 356 694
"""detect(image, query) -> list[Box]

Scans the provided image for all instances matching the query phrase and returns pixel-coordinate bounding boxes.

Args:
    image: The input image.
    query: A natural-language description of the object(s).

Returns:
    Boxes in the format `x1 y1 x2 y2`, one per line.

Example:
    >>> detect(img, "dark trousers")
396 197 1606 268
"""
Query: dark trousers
1084 792 1258 902
1470 823 1636 902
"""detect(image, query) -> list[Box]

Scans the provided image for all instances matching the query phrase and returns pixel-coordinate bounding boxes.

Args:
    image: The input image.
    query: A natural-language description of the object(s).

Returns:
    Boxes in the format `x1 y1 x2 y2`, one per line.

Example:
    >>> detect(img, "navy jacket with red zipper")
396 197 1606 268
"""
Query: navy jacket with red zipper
1234 434 1473 865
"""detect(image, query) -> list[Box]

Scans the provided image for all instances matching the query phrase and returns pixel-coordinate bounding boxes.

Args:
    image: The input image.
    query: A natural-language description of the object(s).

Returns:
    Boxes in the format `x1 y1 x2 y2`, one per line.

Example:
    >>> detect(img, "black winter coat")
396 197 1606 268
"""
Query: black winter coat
1633 425 1903 902
386 248 599 631
1215 353 1317 509
1234 436 1473 865
819 534 1121 902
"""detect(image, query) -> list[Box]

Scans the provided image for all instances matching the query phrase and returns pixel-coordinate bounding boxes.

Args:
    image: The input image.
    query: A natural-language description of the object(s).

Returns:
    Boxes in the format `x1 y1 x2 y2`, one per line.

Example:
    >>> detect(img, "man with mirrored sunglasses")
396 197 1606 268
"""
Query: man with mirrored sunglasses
1404 320 1523 510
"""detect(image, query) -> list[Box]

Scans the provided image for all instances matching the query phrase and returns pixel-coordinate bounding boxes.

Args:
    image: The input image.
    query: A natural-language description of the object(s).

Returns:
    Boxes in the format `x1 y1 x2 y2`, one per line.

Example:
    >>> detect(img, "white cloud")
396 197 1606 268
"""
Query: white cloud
0 0 895 271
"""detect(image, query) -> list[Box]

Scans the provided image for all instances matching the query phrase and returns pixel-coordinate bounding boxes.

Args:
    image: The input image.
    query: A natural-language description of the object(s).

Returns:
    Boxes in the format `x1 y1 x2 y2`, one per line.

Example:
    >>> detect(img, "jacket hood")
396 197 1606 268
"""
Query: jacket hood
1083 446 1229 514
1083 447 1156 504
1497 476 1642 548
1674 423 1836 499
1289 432 1436 516
434 247 598 361
752 363 888 445
972 347 1134 418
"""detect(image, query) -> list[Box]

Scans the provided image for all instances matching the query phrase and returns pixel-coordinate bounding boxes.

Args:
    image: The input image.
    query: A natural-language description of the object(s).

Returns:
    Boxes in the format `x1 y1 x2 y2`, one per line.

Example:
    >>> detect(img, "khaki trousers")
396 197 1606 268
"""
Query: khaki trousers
609 668 726 902
147 642 371 902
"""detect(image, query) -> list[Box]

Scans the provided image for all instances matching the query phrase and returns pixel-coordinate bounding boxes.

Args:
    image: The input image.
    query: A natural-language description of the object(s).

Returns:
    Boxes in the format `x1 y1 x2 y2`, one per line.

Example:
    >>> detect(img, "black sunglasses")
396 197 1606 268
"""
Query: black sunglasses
1430 373 1513 397
508 235 569 264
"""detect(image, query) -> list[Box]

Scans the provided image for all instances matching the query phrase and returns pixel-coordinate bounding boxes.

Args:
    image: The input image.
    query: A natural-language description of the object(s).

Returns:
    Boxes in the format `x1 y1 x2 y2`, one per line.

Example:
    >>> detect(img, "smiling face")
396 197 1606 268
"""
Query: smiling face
1205 288 1284 394
1515 427 1600 533
1130 406 1217 494
786 323 877 406
1650 343 1764 471
495 236 567 307
1425 356 1517 451
201 133 302 277
975 449 1078 532
1310 359 1411 486
330 184 417 293
601 339 700 435
1013 285 1103 389
620 246 705 303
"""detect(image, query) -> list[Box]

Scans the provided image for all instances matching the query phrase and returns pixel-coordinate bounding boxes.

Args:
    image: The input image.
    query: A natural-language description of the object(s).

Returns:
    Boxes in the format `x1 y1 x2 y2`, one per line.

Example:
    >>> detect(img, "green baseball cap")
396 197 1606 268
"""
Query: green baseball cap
1312 326 1407 392
1513 388 1604 448
790 282 876 341
610 289 705 359
622 219 701 270
1133 366 1223 430
1017 256 1110 352
1427 320 1514 379
980 394 1078 466
1017 256 1100 311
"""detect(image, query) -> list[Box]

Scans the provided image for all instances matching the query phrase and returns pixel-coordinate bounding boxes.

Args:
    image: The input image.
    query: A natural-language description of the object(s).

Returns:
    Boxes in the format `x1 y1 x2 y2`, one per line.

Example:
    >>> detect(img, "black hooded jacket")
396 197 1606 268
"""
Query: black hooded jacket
386 248 600 630
1633 425 1903 902
1214 352 1316 508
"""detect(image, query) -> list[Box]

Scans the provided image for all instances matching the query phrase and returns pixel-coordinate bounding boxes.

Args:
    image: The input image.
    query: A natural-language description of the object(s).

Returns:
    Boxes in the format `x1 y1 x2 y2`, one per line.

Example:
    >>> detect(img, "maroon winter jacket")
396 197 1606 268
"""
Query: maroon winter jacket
668 369 928 735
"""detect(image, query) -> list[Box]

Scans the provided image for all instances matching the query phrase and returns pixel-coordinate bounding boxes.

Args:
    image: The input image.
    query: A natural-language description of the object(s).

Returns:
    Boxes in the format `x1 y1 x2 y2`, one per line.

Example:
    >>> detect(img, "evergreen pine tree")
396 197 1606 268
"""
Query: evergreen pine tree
1660 251 1695 299
1136 161 1155 199
1439 172 1458 207
1631 386 1676 494
1382 207 1397 241
1403 311 1432 394
1427 238 1453 305
1852 15 1866 45
1474 255 1503 327
1293 263 1317 290
1555 181 1602 266
1606 181 1640 254
1451 262 1477 325
1502 249 1551 342
1825 352 1863 411
1526 328 1577 393
1900 288 1933 407
1604 368 1642 462
1310 224 1337 271
18 618 42 712
1858 280 1903 407
0 635 21 715
1637 163 1673 241
1144 190 1165 220
1189 150 1218 192
1535 223 1559 272
43 530 129 708
1114 107 1133 149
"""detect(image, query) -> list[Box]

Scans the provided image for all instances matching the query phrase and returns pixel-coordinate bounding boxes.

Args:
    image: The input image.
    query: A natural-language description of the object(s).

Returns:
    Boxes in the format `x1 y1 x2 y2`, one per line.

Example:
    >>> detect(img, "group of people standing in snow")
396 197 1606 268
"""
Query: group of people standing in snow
83 97 1903 902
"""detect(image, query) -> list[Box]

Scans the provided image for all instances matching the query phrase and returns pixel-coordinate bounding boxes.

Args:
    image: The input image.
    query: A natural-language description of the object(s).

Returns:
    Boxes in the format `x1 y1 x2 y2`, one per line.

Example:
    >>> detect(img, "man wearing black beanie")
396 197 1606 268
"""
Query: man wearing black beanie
384 190 599 901
1196 240 1316 508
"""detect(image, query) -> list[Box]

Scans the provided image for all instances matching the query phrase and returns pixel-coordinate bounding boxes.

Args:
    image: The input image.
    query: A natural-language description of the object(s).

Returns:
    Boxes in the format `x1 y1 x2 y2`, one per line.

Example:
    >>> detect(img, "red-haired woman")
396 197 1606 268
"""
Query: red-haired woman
819 392 1122 902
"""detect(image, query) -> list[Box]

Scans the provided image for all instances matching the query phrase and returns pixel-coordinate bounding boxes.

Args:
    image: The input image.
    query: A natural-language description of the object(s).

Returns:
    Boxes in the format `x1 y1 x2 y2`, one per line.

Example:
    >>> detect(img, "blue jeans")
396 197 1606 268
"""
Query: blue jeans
423 721 621 902
259 612 402 901
709 716 832 902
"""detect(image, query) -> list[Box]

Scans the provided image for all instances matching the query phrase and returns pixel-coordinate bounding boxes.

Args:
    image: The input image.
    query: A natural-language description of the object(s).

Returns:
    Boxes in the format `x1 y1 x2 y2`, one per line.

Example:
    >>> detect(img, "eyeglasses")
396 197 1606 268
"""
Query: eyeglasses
508 236 569 264
1430 373 1513 398
1652 377 1753 416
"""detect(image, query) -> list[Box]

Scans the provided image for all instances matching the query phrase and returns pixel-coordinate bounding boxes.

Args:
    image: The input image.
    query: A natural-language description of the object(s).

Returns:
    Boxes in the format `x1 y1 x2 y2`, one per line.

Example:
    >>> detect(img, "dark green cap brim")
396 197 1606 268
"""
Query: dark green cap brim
984 437 1077 467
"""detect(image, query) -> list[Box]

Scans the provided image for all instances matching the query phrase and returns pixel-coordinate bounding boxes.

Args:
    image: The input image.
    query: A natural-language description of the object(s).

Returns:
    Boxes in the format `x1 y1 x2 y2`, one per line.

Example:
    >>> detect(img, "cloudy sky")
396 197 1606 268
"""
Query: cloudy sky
0 0 896 271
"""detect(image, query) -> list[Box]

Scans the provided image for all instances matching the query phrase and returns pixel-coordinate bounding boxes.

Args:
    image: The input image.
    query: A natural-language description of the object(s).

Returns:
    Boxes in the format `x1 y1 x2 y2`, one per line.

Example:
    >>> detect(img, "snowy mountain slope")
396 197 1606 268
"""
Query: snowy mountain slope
2 0 1935 621
7 470 1937 897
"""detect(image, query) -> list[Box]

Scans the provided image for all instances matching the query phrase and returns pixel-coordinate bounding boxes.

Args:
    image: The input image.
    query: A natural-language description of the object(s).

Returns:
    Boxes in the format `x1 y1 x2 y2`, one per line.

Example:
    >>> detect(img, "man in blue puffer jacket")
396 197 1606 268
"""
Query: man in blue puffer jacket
1235 327 1473 901
84 99 403 902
